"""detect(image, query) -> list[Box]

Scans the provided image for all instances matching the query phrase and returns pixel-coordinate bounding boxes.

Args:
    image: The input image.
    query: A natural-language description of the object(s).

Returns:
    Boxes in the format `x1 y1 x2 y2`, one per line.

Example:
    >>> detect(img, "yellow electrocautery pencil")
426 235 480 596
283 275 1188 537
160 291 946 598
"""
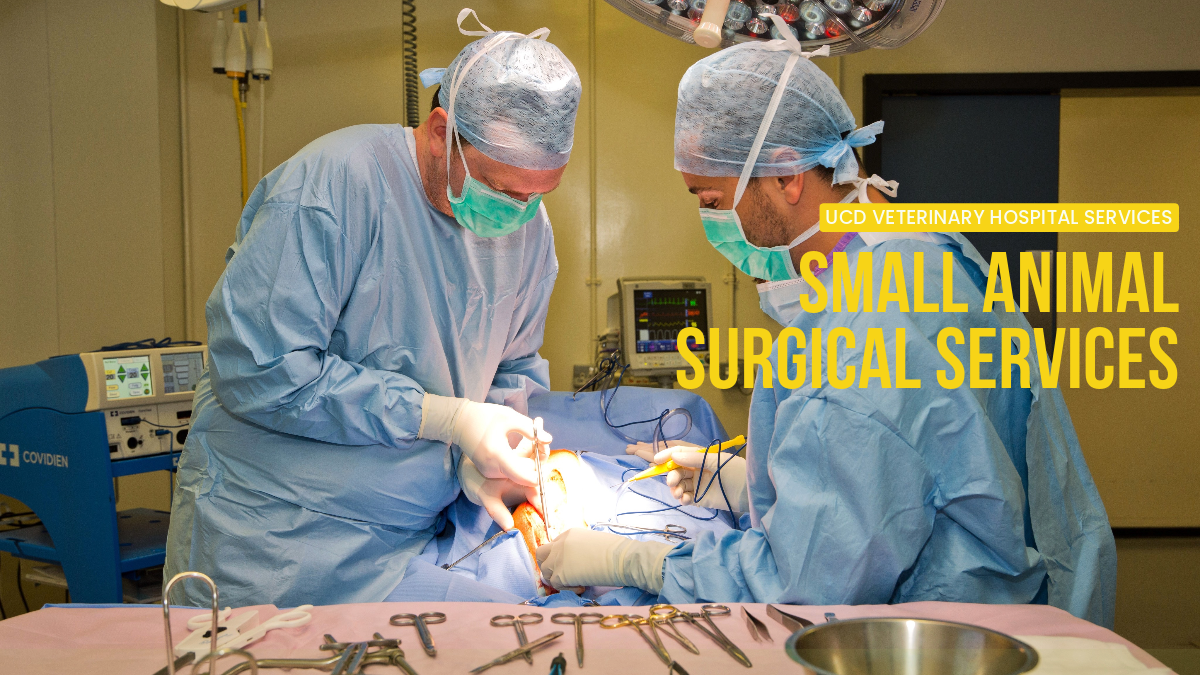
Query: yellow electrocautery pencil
626 435 746 483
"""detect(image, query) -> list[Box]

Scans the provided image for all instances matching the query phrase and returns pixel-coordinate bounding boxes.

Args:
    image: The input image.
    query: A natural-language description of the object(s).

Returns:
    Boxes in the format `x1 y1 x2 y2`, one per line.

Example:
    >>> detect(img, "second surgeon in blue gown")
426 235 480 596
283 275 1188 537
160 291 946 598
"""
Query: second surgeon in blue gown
537 25 1117 627
165 13 582 607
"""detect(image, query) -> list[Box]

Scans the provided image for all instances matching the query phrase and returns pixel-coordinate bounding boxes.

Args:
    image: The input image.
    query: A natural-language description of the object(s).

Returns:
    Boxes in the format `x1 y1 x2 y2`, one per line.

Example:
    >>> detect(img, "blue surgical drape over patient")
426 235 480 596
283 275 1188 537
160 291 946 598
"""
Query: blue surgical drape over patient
165 124 557 607
659 233 1117 628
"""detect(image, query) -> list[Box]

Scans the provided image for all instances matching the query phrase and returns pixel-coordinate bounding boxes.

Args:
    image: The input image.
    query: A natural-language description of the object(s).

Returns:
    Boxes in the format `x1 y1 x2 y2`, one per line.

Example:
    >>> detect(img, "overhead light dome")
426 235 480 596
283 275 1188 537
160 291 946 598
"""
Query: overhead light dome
603 0 947 55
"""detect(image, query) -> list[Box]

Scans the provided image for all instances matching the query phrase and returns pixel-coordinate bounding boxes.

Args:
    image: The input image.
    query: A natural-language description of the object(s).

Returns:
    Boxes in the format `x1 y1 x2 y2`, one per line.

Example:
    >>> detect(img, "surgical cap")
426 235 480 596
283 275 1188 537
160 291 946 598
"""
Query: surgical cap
422 31 581 171
675 42 878 184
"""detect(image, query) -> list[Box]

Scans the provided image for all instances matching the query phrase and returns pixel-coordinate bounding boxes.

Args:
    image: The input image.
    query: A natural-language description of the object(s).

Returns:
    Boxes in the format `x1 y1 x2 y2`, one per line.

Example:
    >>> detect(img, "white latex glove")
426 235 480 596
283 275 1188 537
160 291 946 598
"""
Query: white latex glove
625 439 698 464
666 450 750 513
419 394 550 486
535 527 671 593
457 455 540 531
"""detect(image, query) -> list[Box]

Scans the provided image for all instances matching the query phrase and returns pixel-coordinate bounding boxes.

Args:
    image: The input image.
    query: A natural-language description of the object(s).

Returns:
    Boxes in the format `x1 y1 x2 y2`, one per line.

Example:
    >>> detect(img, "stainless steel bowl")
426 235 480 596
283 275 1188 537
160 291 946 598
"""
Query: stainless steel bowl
784 617 1039 675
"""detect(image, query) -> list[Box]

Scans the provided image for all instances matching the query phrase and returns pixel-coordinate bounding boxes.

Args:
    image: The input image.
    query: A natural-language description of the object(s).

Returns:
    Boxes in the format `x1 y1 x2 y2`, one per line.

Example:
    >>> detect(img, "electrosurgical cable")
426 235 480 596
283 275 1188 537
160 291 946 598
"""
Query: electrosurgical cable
611 466 720 523
612 437 745 529
99 337 203 352
587 350 693 450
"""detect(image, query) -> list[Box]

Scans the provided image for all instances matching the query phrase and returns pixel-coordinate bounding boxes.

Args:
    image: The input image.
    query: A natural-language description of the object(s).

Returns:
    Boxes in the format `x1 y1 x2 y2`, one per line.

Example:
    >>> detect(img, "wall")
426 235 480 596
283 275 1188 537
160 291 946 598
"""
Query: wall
1058 93 1200 527
838 1 1200 123
0 0 183 614
1053 94 1200 672
0 1 182 364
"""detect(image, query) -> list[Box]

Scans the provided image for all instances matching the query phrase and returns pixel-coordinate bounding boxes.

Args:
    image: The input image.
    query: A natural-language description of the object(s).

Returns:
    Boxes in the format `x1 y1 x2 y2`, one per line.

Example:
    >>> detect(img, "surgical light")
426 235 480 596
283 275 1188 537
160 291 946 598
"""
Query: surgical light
770 22 799 40
798 1 826 25
725 1 754 26
775 3 800 23
849 5 873 28
602 0 948 55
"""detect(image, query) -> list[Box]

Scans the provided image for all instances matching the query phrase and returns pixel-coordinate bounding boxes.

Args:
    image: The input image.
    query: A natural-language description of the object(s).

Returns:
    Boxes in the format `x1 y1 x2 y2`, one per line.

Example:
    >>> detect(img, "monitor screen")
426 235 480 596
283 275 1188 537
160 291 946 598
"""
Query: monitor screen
633 288 708 354
162 351 205 394
103 355 153 400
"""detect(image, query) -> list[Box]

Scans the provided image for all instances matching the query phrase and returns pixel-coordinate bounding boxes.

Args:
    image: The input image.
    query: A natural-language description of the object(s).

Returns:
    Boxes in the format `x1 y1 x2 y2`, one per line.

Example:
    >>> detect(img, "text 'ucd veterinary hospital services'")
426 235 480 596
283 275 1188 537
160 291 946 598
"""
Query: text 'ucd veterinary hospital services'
676 203 1182 392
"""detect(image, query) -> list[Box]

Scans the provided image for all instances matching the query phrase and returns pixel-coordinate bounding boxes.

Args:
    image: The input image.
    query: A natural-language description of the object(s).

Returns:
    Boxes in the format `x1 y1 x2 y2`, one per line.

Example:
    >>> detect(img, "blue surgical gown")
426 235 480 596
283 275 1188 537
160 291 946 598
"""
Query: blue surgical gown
165 124 558 607
660 232 1117 628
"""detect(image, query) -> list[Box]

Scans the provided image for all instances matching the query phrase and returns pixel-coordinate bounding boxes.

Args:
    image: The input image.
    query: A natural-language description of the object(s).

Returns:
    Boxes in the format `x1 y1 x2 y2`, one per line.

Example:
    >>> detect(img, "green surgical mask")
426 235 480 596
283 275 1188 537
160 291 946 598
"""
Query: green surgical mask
446 132 542 237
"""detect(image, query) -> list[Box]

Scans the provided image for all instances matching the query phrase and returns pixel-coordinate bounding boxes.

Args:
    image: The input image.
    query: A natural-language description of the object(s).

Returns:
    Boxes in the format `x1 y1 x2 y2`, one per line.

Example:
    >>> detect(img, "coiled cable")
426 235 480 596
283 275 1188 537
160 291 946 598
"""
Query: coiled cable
401 0 419 127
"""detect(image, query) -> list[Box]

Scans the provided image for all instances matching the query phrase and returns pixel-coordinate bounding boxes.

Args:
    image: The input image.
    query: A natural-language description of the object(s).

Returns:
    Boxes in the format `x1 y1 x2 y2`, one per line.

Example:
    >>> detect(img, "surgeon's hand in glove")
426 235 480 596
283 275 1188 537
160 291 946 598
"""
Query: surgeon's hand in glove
419 394 550 486
457 455 540 531
665 448 750 513
536 528 672 593
625 439 696 464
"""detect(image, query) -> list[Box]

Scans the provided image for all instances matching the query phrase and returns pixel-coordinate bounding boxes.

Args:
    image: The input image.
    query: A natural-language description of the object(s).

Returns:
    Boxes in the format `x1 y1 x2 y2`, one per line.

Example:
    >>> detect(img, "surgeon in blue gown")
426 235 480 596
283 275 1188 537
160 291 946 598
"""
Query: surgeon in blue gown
165 14 582 607
537 21 1117 627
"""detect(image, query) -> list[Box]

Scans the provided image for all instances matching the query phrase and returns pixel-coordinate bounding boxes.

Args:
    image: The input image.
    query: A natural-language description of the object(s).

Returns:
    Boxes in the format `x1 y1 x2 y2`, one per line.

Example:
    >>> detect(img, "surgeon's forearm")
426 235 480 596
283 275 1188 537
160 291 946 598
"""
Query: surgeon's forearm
658 530 770 604
487 353 550 415
209 346 427 447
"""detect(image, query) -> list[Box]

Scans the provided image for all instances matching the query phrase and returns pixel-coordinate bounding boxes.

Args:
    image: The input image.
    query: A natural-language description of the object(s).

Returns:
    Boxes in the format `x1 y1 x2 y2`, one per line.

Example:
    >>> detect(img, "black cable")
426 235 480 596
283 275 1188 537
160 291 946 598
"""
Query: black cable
142 420 189 429
614 466 720 523
614 436 746 530
573 349 621 397
98 337 202 352
167 434 176 512
596 359 693 447
16 558 30 613
401 0 419 127
693 444 742 520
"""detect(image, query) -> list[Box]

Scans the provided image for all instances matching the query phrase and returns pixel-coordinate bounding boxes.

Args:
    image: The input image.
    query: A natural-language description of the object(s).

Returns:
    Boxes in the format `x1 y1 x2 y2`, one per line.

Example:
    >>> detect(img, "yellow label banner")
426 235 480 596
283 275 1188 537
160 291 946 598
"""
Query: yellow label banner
820 203 1179 233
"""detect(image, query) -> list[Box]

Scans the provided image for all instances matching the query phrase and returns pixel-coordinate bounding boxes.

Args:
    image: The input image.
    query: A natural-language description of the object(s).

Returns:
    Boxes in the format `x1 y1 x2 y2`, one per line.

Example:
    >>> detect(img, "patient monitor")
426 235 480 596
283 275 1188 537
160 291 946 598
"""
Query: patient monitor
607 277 712 378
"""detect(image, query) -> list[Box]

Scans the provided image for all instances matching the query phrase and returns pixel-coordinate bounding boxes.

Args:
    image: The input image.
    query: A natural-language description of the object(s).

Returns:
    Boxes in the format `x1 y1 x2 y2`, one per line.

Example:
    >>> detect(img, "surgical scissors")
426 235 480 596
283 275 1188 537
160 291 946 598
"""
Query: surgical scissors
648 605 700 655
389 612 446 657
470 631 564 674
669 608 752 668
550 611 603 667
600 613 672 666
491 613 544 665
692 604 752 667
594 522 690 542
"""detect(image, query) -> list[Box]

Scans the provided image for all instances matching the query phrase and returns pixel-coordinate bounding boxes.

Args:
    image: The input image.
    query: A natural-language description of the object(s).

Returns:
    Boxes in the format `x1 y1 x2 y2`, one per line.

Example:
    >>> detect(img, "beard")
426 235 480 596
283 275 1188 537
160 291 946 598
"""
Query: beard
740 179 795 248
